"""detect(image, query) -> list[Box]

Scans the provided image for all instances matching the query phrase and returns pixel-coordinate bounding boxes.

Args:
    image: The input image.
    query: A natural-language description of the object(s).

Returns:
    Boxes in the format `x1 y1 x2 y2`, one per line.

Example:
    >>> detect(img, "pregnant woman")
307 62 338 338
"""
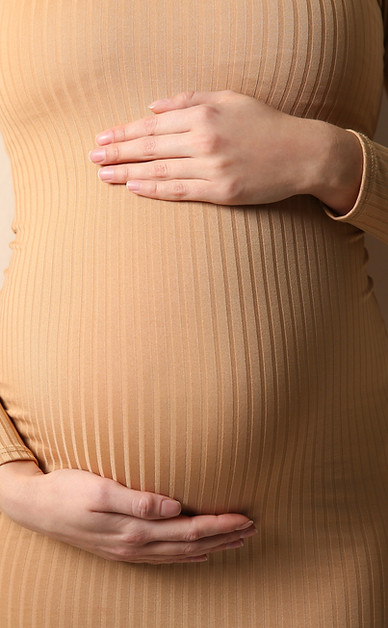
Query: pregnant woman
0 0 388 626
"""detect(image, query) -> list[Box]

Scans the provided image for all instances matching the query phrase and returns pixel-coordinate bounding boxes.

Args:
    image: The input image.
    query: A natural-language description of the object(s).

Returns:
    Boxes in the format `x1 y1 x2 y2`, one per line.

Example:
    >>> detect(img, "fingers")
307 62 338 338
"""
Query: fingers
97 158 207 185
128 523 257 559
125 179 208 202
102 523 257 564
80 475 257 564
132 513 255 543
136 555 209 565
94 92 235 146
95 109 193 145
119 545 233 564
89 132 194 166
93 482 182 520
147 90 235 113
124 178 218 204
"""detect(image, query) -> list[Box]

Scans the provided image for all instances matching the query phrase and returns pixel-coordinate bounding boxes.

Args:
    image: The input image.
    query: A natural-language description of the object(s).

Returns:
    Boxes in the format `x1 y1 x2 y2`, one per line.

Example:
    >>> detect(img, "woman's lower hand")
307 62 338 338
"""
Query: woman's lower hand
89 89 362 213
0 461 256 564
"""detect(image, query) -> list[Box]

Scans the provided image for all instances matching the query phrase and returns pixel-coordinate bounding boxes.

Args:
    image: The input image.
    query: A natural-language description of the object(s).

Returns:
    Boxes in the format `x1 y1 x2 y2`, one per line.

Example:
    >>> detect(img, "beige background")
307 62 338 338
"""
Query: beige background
1 97 388 328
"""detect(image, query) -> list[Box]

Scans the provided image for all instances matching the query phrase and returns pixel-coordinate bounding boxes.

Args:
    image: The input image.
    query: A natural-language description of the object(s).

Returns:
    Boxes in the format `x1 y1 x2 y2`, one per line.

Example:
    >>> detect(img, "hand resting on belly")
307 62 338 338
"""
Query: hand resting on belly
0 461 256 564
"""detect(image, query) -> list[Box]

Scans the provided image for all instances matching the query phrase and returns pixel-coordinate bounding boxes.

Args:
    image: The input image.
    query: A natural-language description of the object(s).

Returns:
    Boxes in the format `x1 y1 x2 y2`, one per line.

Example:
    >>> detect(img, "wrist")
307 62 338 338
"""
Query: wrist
302 120 363 214
0 460 42 521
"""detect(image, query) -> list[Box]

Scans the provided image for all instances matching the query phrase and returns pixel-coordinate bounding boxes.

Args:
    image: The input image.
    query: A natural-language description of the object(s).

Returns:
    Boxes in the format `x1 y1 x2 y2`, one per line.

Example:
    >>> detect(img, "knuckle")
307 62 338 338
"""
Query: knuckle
179 90 196 104
143 115 158 135
113 546 136 561
183 542 196 556
142 137 157 156
90 479 111 510
197 104 218 124
171 182 188 199
149 182 158 196
136 494 154 519
122 165 133 181
124 525 148 547
152 161 168 179
183 523 201 543
195 130 220 155
223 177 242 203
213 153 230 171
114 126 127 142
112 547 129 561
106 145 120 163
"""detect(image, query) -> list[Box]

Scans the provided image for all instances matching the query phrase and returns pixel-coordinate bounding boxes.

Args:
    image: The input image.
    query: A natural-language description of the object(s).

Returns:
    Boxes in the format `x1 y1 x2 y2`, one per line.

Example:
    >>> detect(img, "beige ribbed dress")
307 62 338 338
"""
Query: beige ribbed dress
1 0 388 626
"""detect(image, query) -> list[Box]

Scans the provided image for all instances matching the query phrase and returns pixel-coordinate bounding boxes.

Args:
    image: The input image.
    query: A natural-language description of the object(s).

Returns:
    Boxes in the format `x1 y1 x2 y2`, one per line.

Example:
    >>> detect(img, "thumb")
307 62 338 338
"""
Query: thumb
99 482 182 520
147 89 229 113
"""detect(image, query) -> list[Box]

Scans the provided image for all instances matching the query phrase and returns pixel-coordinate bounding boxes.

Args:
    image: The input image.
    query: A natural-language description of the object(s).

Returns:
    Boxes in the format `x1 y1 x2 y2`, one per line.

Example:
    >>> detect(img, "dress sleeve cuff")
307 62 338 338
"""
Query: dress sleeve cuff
0 402 38 466
322 129 388 245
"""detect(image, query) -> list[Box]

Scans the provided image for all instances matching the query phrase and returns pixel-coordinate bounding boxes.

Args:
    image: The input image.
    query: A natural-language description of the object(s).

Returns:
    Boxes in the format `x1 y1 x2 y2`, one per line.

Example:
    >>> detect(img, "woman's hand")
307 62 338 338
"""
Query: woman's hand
88 89 362 213
0 461 256 564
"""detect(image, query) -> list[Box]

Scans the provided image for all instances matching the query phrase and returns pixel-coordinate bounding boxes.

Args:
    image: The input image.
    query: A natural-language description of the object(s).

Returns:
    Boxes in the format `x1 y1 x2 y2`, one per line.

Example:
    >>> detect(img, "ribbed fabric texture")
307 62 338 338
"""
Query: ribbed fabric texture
0 402 38 463
0 0 388 626
323 130 388 241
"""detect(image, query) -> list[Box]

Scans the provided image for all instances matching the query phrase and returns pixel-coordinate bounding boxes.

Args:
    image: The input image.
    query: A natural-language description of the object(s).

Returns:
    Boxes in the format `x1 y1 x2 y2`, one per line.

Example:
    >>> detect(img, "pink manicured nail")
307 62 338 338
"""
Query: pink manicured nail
98 168 114 182
89 148 106 163
95 131 114 145
126 181 141 191
188 555 208 563
235 520 254 531
160 499 181 517
148 98 170 110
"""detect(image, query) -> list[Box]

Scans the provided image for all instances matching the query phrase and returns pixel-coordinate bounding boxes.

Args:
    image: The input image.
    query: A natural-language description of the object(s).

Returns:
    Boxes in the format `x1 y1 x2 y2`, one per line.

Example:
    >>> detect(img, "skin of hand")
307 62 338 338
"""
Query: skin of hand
88 89 363 215
0 460 256 564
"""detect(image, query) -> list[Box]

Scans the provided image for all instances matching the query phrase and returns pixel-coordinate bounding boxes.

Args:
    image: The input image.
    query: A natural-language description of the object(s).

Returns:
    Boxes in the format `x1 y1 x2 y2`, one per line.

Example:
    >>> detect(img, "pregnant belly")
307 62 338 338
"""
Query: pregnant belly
0 198 364 516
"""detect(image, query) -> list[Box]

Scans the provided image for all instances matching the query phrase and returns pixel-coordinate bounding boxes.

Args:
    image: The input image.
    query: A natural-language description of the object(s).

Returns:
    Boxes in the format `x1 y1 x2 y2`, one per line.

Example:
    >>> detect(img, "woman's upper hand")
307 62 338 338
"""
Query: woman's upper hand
88 89 362 212
89 89 309 206
0 461 256 564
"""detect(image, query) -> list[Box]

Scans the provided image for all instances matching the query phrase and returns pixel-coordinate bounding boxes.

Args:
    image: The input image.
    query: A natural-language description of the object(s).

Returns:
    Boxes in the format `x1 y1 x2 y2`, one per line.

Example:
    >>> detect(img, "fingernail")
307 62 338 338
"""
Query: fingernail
189 555 208 563
126 181 141 191
95 131 114 145
235 520 254 531
148 98 170 110
240 526 258 539
98 168 114 182
225 540 244 550
160 500 181 517
89 148 106 163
